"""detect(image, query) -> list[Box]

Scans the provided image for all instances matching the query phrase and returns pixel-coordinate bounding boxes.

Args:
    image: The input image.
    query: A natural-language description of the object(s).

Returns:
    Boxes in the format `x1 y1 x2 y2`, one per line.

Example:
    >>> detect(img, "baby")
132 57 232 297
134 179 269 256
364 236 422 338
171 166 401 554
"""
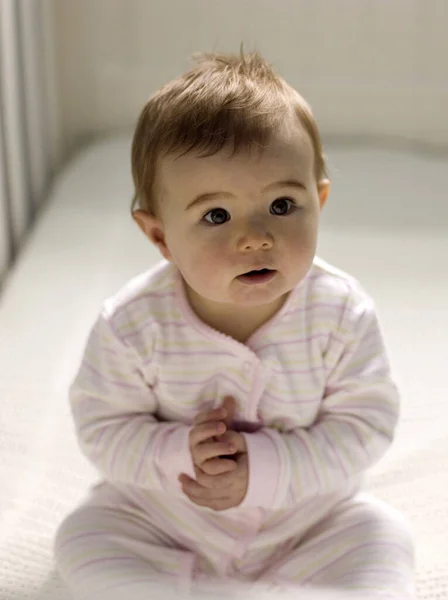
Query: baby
54 50 415 599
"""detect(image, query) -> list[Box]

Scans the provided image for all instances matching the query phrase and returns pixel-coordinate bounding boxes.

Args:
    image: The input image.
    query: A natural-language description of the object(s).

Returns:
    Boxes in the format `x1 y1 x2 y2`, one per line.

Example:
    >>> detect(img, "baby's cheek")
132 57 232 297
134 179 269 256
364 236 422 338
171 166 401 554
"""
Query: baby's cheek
289 221 317 255
191 252 218 279
194 241 232 274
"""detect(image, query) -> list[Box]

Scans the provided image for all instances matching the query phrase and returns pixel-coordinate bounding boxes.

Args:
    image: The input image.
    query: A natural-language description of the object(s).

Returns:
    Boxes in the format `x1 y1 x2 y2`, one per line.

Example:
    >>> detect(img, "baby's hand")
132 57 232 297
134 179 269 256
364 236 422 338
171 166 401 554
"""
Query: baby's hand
180 397 249 511
188 398 243 476
180 452 249 511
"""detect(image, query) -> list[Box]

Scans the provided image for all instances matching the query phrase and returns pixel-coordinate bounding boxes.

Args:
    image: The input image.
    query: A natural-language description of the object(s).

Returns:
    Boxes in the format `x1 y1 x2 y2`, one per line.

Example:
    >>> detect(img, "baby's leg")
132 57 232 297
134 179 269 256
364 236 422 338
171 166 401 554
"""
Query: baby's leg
258 493 415 599
54 483 197 600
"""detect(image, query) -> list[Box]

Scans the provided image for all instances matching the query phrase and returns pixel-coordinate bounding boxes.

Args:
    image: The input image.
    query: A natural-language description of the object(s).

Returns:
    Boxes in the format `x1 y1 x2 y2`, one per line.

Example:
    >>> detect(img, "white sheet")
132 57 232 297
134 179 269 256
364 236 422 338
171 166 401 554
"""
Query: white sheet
0 135 447 599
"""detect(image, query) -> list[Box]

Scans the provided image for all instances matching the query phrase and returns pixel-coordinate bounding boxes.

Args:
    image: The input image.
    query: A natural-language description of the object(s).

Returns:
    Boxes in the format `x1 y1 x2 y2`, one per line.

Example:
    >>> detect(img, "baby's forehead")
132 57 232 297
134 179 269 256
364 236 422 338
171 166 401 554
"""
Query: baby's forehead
158 127 314 194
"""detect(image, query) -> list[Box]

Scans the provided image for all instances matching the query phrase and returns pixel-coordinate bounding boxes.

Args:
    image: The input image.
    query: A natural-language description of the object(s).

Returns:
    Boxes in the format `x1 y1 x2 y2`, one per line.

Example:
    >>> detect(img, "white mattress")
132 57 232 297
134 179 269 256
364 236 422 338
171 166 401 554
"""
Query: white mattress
0 136 447 599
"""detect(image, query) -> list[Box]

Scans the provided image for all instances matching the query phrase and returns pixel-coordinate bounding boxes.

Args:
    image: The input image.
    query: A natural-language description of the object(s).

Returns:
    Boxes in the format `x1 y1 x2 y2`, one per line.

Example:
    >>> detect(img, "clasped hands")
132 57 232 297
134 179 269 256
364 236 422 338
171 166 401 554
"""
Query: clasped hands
179 397 249 511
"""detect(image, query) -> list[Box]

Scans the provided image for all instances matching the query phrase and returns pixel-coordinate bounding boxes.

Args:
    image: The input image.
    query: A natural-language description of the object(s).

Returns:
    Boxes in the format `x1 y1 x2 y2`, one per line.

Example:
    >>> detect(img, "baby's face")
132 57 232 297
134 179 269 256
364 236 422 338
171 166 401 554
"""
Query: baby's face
140 124 328 314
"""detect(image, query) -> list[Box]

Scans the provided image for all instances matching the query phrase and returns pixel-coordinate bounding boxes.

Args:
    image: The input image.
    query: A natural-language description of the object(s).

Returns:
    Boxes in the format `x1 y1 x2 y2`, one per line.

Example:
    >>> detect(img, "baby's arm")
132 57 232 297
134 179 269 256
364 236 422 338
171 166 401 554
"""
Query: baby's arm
240 291 399 510
69 309 195 493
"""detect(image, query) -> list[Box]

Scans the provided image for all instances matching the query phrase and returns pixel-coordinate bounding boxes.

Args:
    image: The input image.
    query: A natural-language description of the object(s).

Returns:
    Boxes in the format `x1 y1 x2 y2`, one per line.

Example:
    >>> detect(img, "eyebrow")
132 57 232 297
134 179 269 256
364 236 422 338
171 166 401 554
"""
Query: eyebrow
186 179 305 211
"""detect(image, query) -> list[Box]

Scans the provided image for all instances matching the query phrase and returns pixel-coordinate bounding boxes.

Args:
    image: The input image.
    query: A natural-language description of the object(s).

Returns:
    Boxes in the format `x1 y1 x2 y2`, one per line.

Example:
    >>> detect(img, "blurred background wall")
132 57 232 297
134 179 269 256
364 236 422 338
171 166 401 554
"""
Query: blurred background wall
53 0 448 154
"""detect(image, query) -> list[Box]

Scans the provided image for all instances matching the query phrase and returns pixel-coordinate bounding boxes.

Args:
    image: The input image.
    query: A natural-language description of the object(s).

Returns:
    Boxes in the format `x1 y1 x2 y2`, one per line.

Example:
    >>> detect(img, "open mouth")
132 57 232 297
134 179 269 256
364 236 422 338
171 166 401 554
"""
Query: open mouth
237 268 276 284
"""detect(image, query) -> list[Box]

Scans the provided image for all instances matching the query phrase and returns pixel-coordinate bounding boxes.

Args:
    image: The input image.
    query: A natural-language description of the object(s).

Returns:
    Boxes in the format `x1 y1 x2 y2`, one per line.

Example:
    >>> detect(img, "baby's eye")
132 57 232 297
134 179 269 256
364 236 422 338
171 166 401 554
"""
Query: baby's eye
203 208 230 225
270 197 296 216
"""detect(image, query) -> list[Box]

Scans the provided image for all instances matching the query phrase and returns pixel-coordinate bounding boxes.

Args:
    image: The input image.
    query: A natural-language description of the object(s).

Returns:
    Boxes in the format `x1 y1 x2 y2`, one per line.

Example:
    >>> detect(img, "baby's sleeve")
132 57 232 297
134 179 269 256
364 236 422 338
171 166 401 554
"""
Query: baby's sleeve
240 288 400 510
69 309 196 493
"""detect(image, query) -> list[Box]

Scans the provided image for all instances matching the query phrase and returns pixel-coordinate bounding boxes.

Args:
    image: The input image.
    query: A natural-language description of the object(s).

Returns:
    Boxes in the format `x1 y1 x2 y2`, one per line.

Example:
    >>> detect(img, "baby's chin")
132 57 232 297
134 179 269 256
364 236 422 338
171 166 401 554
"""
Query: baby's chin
225 287 293 311
185 272 295 317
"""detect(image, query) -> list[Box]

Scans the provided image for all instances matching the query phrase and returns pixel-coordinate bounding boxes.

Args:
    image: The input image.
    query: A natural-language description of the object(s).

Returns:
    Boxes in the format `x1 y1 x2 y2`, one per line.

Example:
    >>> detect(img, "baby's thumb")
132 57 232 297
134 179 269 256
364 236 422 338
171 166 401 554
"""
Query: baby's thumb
221 396 236 428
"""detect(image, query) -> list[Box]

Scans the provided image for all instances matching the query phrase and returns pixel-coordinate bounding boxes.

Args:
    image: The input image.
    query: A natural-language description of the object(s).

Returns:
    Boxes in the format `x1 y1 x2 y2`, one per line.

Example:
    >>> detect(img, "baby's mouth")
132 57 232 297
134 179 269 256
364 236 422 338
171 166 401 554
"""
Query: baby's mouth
244 268 271 276
237 268 276 284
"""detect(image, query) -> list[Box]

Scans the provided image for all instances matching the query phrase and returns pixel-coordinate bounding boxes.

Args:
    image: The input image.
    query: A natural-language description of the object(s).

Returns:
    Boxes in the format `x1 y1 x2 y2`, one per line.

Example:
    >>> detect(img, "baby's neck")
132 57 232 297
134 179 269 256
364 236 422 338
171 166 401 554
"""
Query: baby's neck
186 287 288 344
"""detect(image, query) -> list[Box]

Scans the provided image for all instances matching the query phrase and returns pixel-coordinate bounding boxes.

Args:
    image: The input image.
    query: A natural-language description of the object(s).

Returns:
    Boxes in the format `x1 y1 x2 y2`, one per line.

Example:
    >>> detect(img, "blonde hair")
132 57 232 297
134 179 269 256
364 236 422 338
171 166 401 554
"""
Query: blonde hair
131 49 327 216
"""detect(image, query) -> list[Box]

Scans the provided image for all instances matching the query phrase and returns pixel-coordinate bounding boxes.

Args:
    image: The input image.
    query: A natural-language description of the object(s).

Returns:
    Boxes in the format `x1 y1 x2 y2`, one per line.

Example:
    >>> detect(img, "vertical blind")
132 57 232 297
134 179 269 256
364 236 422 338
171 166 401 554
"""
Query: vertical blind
0 0 60 286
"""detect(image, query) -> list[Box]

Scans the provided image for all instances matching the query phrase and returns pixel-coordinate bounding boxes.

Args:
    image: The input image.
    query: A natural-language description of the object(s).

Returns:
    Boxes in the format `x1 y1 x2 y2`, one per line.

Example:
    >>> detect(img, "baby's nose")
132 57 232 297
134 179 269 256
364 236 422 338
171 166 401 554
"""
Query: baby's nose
238 223 274 251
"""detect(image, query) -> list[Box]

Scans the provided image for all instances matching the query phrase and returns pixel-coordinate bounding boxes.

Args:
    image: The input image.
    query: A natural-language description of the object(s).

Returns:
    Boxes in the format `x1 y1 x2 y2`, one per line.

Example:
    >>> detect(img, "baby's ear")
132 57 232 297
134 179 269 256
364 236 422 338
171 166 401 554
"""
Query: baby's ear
132 210 173 261
317 179 330 209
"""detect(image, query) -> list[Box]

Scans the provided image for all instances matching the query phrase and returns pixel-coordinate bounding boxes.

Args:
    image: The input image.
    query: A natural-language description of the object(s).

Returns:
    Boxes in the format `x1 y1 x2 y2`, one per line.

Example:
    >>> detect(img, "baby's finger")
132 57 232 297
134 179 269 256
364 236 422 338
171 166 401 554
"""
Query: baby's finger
189 421 226 448
193 407 227 427
221 396 237 428
180 475 230 500
195 468 236 490
193 440 236 467
200 457 237 476
217 430 247 454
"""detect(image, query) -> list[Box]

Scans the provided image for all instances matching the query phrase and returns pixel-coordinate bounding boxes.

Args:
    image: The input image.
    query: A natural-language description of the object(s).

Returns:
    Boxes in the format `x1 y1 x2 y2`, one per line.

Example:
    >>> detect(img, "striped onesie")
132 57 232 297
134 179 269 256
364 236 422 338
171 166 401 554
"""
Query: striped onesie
54 257 415 599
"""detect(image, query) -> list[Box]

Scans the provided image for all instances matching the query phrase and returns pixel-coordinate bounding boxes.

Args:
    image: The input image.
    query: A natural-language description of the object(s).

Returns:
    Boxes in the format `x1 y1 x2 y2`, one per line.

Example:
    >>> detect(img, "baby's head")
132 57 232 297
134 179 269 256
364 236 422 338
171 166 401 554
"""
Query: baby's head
132 50 329 321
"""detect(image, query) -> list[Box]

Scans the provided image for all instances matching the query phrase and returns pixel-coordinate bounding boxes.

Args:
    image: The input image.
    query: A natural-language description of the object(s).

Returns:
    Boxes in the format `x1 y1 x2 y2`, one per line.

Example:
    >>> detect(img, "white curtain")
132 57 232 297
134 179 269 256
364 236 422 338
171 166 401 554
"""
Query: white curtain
0 0 60 285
